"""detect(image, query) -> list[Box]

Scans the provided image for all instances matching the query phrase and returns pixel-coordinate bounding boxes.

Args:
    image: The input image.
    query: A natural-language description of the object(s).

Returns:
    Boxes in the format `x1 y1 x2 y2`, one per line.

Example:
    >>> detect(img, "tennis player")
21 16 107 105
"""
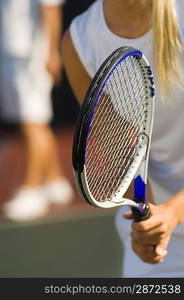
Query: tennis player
62 0 184 277
0 0 73 221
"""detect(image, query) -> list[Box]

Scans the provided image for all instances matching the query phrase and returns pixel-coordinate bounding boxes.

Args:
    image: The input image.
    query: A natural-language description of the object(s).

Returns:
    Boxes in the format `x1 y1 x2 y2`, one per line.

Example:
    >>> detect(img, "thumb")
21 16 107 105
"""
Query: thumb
155 237 170 257
123 209 134 220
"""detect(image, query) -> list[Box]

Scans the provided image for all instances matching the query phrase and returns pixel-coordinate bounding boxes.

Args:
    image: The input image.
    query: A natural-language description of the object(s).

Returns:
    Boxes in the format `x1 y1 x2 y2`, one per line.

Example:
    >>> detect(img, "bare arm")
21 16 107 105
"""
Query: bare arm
41 4 63 83
61 29 91 104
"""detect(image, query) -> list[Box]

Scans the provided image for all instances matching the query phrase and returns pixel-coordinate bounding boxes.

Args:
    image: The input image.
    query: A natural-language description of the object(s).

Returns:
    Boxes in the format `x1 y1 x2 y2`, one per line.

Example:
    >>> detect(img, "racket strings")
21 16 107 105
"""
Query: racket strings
87 109 122 196
105 60 145 157
87 78 145 197
119 60 146 123
85 56 147 201
111 62 145 136
110 70 144 141
87 102 144 198
87 98 125 198
90 68 143 148
94 67 144 190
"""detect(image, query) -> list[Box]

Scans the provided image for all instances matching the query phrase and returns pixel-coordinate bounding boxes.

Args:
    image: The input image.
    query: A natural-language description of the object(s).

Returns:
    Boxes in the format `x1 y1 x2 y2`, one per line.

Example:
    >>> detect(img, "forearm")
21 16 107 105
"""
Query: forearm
41 5 62 54
164 188 184 227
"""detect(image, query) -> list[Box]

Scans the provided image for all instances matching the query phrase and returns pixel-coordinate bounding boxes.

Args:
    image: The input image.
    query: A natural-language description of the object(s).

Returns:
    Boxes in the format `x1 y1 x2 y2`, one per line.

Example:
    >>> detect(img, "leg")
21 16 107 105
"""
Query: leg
22 122 74 205
22 123 63 187
1 59 73 221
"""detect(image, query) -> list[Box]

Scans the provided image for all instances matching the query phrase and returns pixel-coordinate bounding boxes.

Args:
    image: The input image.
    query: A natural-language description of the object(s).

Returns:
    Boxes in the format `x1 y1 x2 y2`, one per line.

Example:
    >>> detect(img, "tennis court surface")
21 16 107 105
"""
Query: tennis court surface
0 126 122 277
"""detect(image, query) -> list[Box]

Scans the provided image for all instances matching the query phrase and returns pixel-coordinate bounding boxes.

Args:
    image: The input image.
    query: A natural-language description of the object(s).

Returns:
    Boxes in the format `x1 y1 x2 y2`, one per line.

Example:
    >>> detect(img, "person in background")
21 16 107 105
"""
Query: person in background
62 0 184 277
0 0 73 222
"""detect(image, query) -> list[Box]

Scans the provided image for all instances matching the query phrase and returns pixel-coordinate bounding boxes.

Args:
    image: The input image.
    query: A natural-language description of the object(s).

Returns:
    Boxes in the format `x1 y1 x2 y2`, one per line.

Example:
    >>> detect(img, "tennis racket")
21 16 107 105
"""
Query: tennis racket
72 46 155 221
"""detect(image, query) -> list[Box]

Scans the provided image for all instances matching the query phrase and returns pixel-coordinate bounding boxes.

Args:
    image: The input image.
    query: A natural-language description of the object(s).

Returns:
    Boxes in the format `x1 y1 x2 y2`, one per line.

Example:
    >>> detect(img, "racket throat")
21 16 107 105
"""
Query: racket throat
132 175 150 221
134 175 146 202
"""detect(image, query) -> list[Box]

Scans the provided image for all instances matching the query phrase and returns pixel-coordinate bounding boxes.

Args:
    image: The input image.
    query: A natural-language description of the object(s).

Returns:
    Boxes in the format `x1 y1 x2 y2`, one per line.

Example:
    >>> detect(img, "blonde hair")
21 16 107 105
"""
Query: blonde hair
152 0 184 94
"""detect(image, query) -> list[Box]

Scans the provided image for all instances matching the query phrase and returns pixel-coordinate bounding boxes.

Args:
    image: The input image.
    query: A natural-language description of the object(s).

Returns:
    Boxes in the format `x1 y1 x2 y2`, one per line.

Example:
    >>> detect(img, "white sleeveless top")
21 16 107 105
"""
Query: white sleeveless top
70 0 184 245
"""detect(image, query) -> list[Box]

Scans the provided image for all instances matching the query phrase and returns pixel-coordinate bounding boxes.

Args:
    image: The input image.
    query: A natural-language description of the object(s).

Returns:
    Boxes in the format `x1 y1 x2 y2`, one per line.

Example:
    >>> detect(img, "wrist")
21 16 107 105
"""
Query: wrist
165 190 184 227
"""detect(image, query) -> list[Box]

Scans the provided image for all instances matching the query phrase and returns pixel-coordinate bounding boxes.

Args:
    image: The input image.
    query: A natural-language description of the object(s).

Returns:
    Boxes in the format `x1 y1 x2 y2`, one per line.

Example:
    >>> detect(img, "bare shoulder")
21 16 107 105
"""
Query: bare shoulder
61 29 91 104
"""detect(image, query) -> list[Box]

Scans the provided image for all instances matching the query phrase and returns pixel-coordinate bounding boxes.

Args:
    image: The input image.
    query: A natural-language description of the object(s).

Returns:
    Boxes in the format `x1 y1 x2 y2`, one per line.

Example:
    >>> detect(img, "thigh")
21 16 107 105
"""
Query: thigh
0 58 53 124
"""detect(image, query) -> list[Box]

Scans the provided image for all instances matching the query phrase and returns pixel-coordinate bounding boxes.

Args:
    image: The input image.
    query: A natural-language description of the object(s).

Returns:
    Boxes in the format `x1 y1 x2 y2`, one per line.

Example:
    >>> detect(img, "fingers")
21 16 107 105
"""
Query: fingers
130 217 170 263
131 240 167 264
131 224 170 262
47 64 61 84
123 203 173 264
123 209 133 220
155 237 170 256
131 229 170 263
155 247 167 257
46 53 63 84
132 213 164 232
131 226 166 245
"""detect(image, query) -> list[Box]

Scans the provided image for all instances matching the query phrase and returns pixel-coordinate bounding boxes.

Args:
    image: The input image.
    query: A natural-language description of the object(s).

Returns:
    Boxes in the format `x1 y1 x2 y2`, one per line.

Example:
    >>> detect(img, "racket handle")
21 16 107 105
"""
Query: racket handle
132 203 151 222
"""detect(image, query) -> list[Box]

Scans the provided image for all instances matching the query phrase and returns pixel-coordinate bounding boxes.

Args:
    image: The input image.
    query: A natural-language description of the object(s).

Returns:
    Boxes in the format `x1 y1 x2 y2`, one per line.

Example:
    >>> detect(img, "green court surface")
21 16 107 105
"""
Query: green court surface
0 210 123 278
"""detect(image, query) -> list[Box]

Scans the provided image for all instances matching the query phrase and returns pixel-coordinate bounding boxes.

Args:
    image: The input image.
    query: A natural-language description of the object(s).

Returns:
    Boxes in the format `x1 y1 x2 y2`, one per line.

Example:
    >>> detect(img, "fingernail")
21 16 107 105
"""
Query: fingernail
157 248 167 256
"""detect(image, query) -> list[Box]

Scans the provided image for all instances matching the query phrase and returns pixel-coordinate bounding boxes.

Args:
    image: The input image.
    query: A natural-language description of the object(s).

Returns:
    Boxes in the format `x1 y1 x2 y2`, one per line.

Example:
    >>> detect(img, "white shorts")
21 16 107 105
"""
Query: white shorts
115 206 184 278
0 57 53 124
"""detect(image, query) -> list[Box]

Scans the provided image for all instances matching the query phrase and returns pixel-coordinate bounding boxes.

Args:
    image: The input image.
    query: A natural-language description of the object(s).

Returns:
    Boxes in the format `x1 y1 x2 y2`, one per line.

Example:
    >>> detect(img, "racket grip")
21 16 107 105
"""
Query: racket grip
132 203 151 222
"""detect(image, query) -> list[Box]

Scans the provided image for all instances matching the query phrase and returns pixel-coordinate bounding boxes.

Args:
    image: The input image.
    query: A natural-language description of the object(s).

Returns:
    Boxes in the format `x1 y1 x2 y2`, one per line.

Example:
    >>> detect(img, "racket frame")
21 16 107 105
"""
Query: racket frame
73 46 155 210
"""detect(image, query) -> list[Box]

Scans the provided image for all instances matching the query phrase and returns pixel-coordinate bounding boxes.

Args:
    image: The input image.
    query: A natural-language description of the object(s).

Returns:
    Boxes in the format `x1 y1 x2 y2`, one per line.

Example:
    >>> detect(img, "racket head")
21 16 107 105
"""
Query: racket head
73 46 155 209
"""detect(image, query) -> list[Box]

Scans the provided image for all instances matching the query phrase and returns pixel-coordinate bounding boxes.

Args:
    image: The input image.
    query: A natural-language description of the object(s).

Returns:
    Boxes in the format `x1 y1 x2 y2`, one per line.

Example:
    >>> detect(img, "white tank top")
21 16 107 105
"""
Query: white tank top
70 0 184 235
